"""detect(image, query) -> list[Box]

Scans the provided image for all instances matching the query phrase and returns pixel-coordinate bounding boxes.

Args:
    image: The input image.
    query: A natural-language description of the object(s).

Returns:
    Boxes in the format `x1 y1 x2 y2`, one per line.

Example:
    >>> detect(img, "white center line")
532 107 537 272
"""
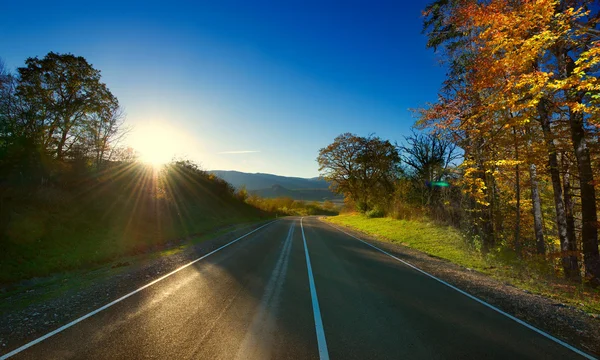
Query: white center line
301 217 330 360
235 221 295 360
0 220 278 360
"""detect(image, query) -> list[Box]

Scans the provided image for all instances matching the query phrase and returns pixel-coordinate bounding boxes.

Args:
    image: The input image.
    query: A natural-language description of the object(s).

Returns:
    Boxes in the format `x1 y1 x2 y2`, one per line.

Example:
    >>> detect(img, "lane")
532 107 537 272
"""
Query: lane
301 217 590 360
301 218 329 359
8 218 319 360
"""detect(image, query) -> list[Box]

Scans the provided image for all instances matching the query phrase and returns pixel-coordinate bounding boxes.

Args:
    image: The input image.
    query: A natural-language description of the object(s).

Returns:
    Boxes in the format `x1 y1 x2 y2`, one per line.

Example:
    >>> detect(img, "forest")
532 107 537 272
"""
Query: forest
319 0 600 286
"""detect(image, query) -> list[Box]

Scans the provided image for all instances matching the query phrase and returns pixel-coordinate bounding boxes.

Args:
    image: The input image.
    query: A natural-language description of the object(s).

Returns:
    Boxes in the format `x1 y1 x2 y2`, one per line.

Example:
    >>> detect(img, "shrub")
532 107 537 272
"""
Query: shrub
365 207 385 218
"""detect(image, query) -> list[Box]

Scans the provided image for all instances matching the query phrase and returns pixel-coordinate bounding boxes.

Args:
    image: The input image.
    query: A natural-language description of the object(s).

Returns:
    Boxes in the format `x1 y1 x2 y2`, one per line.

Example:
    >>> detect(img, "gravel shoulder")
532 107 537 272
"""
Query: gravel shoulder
0 219 275 355
321 218 600 358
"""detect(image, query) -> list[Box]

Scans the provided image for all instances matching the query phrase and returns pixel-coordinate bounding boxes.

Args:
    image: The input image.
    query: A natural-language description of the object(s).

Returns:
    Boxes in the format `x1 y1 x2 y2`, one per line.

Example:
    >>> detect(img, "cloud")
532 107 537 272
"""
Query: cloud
217 150 261 154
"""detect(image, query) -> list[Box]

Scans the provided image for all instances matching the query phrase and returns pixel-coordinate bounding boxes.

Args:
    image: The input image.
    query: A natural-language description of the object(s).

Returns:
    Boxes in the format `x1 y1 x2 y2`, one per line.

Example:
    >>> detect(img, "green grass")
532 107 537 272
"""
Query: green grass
326 214 486 270
325 214 600 314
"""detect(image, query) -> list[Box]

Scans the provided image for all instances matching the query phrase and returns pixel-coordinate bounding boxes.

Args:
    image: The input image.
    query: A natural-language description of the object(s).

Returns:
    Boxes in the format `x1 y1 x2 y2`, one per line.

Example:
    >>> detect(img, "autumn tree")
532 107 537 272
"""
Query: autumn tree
420 0 600 283
467 0 600 281
317 133 400 212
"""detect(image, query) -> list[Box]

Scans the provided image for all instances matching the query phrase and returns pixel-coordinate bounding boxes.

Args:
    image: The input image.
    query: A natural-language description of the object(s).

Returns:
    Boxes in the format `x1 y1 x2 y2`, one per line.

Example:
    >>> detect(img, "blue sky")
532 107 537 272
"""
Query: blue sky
1 0 445 177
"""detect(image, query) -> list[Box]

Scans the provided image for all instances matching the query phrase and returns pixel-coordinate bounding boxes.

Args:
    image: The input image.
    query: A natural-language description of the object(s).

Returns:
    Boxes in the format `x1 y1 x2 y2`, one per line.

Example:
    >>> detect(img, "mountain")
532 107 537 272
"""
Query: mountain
210 170 342 202
253 184 342 202
209 170 327 191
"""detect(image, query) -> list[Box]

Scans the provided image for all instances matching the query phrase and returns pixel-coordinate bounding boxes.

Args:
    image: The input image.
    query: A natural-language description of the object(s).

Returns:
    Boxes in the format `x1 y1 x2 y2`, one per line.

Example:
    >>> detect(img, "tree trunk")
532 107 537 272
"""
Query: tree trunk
56 128 69 161
562 157 580 280
557 48 600 284
529 162 545 254
538 97 573 275
482 169 495 252
526 126 545 254
569 108 600 283
513 127 521 256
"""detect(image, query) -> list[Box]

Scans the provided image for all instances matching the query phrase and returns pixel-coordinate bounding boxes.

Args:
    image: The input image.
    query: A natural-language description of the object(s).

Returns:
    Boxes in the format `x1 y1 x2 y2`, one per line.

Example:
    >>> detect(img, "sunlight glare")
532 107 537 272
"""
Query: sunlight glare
128 122 191 168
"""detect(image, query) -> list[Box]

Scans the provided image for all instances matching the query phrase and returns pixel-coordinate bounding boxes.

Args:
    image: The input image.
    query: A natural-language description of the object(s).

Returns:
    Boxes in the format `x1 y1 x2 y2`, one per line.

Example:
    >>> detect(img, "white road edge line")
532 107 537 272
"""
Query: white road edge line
325 221 597 360
301 217 330 360
0 220 279 360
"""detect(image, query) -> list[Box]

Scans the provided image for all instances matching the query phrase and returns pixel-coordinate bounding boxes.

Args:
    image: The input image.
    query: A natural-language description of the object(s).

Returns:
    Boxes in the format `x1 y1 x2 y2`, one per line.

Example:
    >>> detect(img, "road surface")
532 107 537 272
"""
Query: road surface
2 217 594 359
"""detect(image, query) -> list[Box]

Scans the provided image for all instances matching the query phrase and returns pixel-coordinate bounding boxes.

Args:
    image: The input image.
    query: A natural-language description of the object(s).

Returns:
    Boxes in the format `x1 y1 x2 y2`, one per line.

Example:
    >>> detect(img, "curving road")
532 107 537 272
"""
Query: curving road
2 217 594 359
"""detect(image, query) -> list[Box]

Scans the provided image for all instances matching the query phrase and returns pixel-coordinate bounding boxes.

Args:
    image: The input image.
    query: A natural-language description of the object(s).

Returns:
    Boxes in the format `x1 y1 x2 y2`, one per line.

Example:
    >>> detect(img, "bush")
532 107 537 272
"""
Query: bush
365 207 385 218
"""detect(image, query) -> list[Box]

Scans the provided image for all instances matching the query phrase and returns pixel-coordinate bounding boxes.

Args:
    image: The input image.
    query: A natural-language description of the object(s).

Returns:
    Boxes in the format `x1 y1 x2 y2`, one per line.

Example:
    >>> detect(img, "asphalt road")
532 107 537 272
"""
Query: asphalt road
2 217 594 359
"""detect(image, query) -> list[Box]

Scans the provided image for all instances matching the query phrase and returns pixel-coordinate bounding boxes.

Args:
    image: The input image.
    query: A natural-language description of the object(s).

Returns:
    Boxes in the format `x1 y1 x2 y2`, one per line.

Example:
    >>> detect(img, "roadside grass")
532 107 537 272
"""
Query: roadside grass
0 162 271 285
325 213 600 314
0 213 266 285
0 218 272 313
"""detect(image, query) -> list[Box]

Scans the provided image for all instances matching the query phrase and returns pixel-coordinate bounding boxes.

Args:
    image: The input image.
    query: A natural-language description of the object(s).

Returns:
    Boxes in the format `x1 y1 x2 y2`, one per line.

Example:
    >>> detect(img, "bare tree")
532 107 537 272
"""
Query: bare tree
86 103 129 168
398 130 459 182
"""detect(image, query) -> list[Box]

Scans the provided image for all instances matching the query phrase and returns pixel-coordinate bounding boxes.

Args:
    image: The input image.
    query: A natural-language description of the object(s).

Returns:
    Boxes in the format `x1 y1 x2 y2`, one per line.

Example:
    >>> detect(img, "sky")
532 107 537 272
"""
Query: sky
1 0 446 178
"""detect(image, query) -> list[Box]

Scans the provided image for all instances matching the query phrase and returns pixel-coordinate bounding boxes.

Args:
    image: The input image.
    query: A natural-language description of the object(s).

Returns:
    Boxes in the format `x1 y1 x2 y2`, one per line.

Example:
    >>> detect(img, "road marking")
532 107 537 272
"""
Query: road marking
325 221 597 360
301 217 330 360
0 220 279 360
235 220 295 360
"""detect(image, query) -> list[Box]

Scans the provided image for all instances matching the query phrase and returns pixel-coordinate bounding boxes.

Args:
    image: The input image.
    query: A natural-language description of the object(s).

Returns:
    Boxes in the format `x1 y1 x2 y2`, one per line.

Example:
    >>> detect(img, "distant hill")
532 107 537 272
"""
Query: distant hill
210 170 329 190
210 170 343 202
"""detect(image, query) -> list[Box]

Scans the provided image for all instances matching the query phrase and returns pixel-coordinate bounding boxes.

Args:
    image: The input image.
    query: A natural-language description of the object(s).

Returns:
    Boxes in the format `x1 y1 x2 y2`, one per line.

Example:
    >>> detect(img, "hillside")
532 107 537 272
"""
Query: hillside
0 161 269 283
210 170 343 202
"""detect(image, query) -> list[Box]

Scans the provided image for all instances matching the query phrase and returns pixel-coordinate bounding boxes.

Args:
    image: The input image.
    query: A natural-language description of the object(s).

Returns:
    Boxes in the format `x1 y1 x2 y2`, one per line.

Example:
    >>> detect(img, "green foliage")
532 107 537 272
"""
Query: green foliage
317 133 400 213
0 52 125 185
365 207 385 218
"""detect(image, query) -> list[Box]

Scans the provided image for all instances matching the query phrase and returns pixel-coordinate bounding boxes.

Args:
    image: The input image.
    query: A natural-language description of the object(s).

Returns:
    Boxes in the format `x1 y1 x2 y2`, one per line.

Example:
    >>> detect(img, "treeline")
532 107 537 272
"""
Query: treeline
318 0 600 285
317 132 459 219
241 190 339 216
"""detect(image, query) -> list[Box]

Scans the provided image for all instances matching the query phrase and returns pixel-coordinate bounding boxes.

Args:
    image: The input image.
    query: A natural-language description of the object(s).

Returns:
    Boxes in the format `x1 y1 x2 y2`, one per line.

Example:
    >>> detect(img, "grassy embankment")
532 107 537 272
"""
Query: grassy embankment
0 161 270 284
325 214 600 314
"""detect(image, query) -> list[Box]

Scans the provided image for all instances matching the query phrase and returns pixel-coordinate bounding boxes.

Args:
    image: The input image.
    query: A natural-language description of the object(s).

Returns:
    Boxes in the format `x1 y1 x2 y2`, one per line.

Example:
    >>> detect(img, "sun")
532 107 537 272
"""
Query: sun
128 122 190 168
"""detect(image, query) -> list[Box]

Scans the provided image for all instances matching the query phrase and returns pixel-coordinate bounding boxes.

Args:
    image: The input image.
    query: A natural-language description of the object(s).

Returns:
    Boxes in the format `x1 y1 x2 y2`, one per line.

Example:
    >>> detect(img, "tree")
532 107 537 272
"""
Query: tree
317 133 400 212
16 52 118 161
0 57 35 179
0 58 16 143
86 102 127 169
397 130 459 206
